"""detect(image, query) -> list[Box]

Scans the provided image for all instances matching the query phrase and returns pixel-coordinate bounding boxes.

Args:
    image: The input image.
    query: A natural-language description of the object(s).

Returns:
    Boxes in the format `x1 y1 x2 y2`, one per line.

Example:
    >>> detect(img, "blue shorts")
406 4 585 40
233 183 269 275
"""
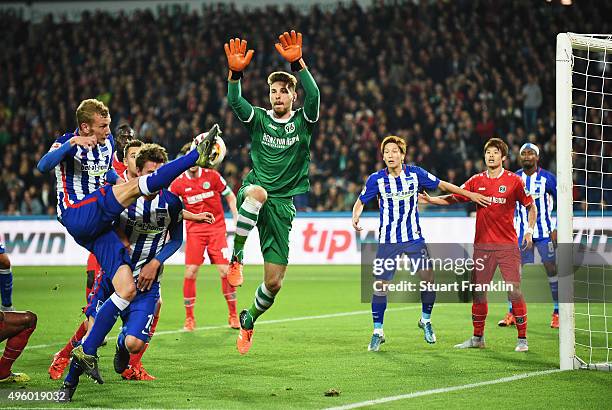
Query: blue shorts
0 242 5 254
60 185 132 278
120 281 160 342
374 239 430 281
519 237 556 264
85 275 160 343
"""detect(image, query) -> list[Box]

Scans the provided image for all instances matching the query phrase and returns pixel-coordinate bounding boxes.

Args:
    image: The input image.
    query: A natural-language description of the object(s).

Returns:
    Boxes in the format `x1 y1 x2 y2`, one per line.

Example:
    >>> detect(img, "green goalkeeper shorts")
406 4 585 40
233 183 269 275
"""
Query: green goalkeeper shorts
237 184 296 265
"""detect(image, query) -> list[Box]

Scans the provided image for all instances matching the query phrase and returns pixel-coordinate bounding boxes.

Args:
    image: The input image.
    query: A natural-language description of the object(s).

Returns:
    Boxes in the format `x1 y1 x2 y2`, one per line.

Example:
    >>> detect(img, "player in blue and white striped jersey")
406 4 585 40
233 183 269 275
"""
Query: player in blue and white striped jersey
37 99 121 218
352 136 490 351
498 143 559 328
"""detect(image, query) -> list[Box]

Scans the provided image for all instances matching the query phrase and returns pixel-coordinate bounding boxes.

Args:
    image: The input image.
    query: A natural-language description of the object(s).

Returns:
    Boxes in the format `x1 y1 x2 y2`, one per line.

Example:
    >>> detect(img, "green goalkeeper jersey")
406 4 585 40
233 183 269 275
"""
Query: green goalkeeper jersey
227 69 320 198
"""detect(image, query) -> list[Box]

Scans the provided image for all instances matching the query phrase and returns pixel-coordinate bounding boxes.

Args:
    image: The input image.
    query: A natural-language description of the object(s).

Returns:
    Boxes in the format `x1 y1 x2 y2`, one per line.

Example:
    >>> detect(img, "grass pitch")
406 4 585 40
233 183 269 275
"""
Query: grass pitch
1 265 610 409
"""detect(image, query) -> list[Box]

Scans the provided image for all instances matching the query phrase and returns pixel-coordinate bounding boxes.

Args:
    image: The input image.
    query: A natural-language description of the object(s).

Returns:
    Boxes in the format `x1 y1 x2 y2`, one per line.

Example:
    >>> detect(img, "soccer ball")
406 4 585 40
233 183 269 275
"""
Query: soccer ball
191 126 226 168
208 134 227 168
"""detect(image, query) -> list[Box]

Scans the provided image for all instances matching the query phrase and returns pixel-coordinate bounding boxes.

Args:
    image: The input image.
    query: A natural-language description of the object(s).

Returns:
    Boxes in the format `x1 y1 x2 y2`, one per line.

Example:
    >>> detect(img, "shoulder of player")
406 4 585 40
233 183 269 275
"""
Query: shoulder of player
160 189 183 208
54 131 75 144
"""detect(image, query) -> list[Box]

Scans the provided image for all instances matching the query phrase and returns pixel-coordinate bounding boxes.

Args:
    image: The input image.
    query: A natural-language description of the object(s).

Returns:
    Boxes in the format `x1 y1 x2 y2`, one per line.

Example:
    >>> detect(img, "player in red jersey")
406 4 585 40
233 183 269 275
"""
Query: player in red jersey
420 138 536 352
170 144 239 331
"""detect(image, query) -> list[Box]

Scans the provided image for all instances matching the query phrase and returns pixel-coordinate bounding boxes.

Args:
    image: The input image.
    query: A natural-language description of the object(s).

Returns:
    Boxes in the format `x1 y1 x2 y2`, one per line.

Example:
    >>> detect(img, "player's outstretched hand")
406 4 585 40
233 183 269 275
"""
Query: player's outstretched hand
137 259 160 291
468 192 492 207
224 38 254 73
352 216 362 232
192 212 215 224
70 135 97 150
274 30 302 63
418 192 432 204
521 233 533 251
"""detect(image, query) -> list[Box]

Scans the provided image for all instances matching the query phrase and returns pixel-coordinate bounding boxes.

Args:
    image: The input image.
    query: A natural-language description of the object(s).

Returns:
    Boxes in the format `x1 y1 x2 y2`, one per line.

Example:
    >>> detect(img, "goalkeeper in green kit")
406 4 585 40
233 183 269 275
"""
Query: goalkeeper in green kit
224 30 320 354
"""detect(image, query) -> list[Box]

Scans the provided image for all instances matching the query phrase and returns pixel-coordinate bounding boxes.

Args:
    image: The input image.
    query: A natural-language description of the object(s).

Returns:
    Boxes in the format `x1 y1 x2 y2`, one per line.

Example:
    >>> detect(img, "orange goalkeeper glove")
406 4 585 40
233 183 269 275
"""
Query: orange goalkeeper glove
274 30 306 71
224 38 254 80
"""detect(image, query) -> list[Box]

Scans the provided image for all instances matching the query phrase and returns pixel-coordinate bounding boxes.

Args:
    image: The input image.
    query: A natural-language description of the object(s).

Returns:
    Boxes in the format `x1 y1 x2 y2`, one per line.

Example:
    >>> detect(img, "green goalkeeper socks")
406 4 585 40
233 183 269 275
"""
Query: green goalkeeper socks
233 197 263 263
243 283 275 329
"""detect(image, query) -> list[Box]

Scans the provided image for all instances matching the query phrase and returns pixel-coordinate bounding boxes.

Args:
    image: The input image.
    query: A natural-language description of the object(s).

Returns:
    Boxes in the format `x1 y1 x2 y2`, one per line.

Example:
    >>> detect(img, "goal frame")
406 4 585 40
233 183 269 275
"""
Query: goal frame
556 32 611 371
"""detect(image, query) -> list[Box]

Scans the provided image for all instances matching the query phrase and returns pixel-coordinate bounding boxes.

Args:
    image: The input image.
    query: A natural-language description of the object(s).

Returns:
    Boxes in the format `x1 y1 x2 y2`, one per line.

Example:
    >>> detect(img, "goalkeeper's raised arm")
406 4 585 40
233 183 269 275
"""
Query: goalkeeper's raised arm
225 38 255 122
274 30 320 122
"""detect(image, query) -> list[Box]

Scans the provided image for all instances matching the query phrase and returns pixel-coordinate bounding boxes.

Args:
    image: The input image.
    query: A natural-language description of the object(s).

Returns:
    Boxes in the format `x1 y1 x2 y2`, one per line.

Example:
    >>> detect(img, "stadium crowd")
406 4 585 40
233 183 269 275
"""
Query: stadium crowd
0 0 610 215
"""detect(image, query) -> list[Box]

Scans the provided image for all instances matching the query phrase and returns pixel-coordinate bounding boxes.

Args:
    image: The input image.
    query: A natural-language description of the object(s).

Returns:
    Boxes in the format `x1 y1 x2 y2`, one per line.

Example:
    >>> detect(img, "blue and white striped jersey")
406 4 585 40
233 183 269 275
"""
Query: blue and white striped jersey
117 189 183 279
359 165 440 243
514 167 557 239
49 131 115 218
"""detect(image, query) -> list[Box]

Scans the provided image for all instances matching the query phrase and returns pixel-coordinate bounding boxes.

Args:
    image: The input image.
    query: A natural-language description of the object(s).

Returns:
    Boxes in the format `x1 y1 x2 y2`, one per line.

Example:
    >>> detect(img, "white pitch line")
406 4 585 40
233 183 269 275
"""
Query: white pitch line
325 368 564 410
26 306 422 350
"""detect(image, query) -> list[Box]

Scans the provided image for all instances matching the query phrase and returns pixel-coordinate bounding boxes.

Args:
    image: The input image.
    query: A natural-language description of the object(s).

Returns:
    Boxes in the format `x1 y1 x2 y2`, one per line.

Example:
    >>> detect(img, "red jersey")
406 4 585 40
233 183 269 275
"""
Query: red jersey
453 169 533 246
112 152 127 176
170 168 230 234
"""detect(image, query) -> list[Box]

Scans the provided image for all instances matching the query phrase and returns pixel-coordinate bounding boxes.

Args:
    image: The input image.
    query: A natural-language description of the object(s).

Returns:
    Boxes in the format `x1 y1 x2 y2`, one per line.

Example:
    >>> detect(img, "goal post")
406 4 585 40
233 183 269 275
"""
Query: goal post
556 32 612 371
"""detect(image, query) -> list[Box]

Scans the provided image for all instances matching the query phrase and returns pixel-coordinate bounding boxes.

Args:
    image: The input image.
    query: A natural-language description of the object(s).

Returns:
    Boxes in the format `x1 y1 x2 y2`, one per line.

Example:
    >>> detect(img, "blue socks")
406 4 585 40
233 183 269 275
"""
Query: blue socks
549 276 559 314
82 293 129 355
372 294 387 329
0 268 13 308
421 290 435 322
139 149 198 195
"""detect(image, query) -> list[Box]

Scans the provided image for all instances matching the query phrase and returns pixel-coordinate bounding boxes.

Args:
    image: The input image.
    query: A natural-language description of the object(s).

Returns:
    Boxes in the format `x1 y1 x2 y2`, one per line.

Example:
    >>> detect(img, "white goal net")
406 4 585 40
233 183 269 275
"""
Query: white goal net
556 33 612 371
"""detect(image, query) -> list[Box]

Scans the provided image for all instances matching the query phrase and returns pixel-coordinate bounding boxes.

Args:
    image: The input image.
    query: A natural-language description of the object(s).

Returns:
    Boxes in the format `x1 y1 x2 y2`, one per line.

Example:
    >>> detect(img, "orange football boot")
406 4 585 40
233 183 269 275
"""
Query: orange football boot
497 312 516 327
227 260 244 287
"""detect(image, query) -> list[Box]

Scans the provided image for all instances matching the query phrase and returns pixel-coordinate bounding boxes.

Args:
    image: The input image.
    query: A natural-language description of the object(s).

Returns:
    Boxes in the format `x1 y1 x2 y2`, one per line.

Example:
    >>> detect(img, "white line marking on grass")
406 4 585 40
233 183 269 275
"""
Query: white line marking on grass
325 368 563 410
26 306 422 350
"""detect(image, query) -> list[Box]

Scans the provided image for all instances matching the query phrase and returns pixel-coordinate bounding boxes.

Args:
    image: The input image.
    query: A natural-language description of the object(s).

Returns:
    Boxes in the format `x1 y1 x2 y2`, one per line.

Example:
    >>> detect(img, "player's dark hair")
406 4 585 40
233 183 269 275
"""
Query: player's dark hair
484 137 508 158
136 143 168 170
267 71 297 91
123 139 144 161
116 124 136 161
380 135 407 155
76 99 109 127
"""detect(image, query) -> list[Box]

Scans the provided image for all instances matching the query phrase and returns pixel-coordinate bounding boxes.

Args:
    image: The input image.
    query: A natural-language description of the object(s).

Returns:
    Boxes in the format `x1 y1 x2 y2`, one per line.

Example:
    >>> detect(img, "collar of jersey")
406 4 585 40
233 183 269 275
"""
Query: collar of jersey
266 109 296 124
185 168 202 180
486 168 505 179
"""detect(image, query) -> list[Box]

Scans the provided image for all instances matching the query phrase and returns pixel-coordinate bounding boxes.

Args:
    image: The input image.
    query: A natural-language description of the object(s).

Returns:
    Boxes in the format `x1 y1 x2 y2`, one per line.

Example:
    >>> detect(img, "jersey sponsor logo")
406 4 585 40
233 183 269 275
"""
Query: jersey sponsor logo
203 182 211 189
499 185 507 193
381 189 417 201
81 163 107 177
186 191 214 204
284 122 295 133
490 196 507 204
262 133 299 149
125 218 166 234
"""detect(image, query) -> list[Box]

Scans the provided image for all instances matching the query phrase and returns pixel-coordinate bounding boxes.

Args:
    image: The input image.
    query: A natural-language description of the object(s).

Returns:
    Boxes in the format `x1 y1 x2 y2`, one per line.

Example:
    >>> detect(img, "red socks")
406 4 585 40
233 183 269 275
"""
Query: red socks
222 277 237 316
0 324 36 378
512 299 528 338
183 278 196 319
472 302 488 337
58 321 87 359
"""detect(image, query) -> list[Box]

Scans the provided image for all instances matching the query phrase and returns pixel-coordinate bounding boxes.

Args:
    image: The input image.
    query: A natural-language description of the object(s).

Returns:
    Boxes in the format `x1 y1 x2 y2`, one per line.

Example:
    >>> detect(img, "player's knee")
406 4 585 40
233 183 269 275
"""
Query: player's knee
264 277 282 294
23 311 37 329
247 186 268 203
125 336 145 353
0 254 11 270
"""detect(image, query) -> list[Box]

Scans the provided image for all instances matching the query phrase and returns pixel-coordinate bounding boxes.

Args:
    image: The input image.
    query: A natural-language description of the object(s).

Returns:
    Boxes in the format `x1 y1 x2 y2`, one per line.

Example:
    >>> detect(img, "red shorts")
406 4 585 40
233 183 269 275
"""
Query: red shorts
472 246 521 284
185 232 229 266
